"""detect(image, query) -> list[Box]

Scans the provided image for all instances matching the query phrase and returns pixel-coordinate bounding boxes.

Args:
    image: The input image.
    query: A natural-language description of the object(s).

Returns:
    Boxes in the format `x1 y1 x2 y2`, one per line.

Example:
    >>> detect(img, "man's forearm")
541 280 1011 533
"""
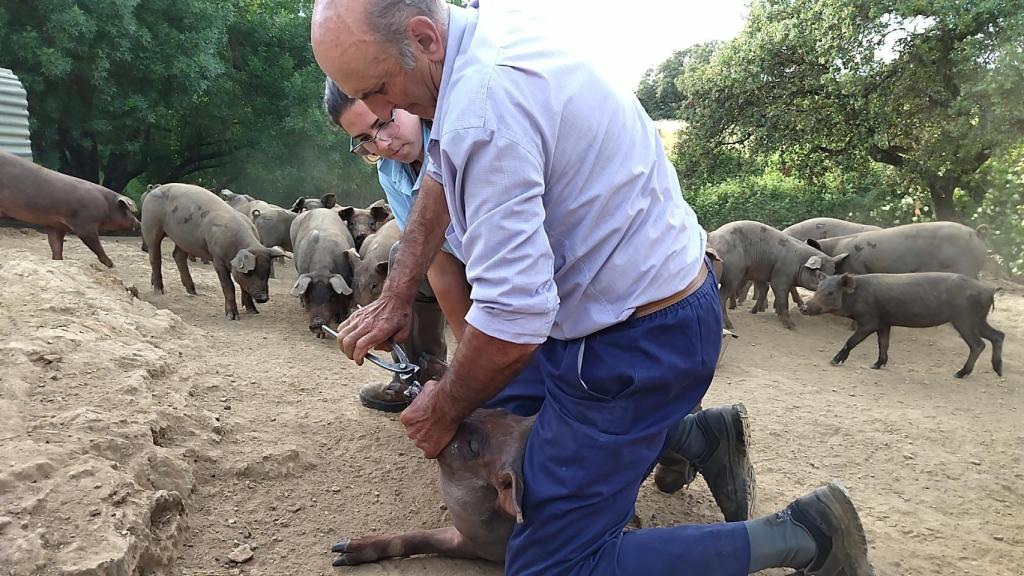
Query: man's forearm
437 325 538 421
386 175 450 302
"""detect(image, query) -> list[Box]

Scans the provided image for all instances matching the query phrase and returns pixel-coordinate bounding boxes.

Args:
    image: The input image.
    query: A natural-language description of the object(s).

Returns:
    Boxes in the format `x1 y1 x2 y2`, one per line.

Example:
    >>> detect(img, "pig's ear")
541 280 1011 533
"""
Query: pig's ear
495 469 524 524
338 206 355 221
803 255 822 270
370 205 391 223
329 274 353 296
345 248 361 267
231 249 257 273
290 274 311 297
375 260 389 276
840 273 856 293
117 197 137 213
806 239 823 251
816 270 828 283
705 246 722 262
290 197 306 213
321 193 337 209
833 252 849 267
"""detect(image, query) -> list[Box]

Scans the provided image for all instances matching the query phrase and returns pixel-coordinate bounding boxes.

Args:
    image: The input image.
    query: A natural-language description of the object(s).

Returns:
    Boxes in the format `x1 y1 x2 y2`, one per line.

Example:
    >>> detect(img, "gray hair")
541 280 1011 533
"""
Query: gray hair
365 0 447 69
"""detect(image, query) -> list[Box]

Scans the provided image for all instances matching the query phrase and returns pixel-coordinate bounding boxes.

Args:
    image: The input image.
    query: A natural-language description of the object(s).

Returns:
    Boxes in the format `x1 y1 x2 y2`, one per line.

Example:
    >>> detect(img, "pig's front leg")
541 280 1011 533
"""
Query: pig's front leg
770 280 795 329
871 325 891 369
241 290 259 314
331 526 481 566
213 263 239 320
831 323 877 365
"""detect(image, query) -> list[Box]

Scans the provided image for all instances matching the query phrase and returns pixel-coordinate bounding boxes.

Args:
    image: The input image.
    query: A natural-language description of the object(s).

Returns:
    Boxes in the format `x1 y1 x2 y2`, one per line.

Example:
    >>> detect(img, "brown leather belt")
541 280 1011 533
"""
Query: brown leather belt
633 262 709 319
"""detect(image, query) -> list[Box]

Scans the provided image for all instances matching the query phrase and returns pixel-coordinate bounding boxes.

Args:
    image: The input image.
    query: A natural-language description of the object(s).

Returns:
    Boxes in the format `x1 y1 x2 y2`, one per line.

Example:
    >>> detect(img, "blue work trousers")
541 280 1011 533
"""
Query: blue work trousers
488 269 751 575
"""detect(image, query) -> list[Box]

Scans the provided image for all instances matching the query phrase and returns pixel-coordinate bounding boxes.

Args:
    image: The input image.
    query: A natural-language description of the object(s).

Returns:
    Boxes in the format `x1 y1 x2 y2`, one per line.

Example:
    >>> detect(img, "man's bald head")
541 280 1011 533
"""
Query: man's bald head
312 0 449 119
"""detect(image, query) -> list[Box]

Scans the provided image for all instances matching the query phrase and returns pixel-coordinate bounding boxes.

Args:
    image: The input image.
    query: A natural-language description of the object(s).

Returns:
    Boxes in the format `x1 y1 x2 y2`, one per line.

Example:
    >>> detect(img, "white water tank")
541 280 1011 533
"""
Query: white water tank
0 67 33 160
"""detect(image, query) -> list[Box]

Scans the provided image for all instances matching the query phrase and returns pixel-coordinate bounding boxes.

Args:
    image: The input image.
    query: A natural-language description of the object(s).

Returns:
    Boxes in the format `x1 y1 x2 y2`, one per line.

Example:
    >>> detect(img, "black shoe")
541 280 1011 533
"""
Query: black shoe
692 403 756 521
653 450 699 493
788 481 874 575
358 380 410 413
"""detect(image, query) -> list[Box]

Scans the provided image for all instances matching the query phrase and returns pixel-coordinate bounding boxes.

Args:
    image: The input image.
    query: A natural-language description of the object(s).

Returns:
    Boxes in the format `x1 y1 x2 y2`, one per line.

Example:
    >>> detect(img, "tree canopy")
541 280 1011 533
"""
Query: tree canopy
647 0 1024 222
0 0 380 207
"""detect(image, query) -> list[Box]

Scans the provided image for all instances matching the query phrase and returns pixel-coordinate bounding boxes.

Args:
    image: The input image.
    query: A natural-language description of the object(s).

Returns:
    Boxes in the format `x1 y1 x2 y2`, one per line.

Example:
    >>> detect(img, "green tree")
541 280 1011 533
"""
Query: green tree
636 42 720 120
675 0 1024 220
0 0 379 206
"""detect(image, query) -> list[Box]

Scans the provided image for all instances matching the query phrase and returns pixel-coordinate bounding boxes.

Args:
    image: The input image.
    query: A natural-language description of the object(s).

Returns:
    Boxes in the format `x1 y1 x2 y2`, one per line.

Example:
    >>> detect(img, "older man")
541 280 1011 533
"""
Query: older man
311 1 873 574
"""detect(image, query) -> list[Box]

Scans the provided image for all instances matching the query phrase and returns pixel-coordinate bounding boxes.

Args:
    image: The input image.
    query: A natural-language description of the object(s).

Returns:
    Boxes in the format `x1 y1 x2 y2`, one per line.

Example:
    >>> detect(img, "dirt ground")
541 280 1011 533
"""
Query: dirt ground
1 228 1022 576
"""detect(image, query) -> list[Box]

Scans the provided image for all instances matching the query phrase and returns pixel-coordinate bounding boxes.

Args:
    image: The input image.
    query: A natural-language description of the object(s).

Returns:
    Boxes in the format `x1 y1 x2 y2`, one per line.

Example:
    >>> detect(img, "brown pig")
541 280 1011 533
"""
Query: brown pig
142 183 286 319
800 272 1004 378
338 201 392 250
331 409 532 566
347 219 402 308
0 151 139 267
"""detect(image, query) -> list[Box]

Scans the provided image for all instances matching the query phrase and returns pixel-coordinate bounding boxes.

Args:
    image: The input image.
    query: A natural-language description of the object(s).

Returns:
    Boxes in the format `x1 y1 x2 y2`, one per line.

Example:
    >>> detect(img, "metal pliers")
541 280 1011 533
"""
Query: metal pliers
321 325 423 399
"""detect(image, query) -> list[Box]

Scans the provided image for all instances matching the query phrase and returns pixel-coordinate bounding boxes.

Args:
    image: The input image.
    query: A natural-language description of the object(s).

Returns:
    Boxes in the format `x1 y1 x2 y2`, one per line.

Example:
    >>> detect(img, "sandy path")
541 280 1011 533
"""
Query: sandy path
2 229 1022 576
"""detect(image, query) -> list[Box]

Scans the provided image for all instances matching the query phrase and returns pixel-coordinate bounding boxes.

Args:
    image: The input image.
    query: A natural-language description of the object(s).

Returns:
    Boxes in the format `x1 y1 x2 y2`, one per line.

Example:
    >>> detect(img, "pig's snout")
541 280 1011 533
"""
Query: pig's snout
354 234 368 250
253 292 270 303
309 318 326 337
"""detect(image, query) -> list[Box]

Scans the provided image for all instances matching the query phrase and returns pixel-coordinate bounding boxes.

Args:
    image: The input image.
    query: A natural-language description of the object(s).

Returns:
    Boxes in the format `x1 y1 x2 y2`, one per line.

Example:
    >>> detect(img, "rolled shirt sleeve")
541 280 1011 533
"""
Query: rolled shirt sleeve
442 128 558 344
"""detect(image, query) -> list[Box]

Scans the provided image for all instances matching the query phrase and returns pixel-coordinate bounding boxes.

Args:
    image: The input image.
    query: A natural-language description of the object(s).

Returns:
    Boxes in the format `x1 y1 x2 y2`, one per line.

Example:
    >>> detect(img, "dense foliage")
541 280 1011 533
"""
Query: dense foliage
640 0 1024 273
0 0 381 207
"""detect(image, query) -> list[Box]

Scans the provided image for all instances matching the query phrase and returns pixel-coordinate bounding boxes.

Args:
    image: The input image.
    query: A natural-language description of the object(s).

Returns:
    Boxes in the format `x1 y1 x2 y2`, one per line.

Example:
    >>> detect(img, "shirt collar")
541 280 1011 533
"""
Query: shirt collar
431 4 475 143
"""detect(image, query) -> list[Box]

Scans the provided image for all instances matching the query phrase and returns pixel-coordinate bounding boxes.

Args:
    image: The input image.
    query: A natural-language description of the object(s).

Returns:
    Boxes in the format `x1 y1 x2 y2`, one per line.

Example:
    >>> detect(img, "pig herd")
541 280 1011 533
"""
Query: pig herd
706 217 1004 378
0 148 1008 379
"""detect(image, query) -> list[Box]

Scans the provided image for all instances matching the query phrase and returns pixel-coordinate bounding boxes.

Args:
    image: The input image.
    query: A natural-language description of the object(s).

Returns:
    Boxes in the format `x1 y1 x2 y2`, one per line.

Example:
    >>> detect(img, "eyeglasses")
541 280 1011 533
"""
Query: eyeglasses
350 109 398 156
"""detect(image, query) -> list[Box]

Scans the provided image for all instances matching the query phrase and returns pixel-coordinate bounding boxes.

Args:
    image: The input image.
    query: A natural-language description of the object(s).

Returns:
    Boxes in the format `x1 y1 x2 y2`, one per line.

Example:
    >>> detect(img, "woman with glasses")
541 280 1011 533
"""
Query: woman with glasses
324 78 471 412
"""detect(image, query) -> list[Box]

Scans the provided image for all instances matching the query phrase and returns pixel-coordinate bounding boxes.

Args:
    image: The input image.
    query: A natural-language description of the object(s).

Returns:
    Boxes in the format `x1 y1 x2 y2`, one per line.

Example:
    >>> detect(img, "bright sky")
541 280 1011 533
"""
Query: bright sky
541 0 750 93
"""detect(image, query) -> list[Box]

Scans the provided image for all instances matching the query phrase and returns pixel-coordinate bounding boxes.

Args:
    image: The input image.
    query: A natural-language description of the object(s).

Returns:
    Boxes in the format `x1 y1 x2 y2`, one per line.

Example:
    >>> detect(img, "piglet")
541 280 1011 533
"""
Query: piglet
331 409 531 566
800 272 1004 378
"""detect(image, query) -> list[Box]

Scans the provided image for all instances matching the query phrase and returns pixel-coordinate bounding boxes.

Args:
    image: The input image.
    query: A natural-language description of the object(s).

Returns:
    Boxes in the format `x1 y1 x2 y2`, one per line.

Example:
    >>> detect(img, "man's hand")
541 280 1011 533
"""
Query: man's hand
399 380 461 459
337 294 412 364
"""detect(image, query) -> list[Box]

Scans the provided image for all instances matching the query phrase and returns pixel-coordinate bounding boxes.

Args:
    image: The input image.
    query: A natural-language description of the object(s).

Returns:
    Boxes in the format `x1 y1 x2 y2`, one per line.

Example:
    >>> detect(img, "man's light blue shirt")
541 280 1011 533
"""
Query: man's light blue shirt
427 1 706 344
376 123 430 232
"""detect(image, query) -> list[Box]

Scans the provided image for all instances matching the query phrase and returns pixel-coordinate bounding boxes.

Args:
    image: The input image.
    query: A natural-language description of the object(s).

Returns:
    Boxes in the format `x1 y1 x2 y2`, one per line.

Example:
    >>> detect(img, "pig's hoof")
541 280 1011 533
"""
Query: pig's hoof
830 358 845 366
870 362 886 369
331 539 350 553
226 313 239 321
954 369 970 379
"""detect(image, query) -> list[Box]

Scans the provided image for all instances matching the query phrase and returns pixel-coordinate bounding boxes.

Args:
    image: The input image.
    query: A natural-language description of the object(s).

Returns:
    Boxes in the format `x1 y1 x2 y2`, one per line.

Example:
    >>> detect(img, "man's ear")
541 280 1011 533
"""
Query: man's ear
407 16 446 63
495 469 524 524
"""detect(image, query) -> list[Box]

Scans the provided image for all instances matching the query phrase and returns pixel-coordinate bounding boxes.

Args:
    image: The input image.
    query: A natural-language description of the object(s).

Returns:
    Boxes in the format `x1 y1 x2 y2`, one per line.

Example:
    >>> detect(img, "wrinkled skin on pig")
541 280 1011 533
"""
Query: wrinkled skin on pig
289 208 356 336
142 183 285 319
801 272 1004 378
330 409 533 566
0 151 139 267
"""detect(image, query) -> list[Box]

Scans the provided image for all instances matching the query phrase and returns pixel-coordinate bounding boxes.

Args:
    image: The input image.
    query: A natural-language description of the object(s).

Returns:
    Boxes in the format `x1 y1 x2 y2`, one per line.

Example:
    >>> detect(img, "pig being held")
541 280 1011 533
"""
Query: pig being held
708 220 847 329
809 221 987 278
331 409 531 566
0 151 139 267
142 183 286 319
348 219 401 308
800 272 1004 378
289 208 356 336
339 201 392 250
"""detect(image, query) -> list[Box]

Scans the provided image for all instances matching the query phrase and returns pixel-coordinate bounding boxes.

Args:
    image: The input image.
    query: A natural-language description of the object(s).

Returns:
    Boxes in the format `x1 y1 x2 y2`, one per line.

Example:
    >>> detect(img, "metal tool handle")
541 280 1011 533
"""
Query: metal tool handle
320 325 418 374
